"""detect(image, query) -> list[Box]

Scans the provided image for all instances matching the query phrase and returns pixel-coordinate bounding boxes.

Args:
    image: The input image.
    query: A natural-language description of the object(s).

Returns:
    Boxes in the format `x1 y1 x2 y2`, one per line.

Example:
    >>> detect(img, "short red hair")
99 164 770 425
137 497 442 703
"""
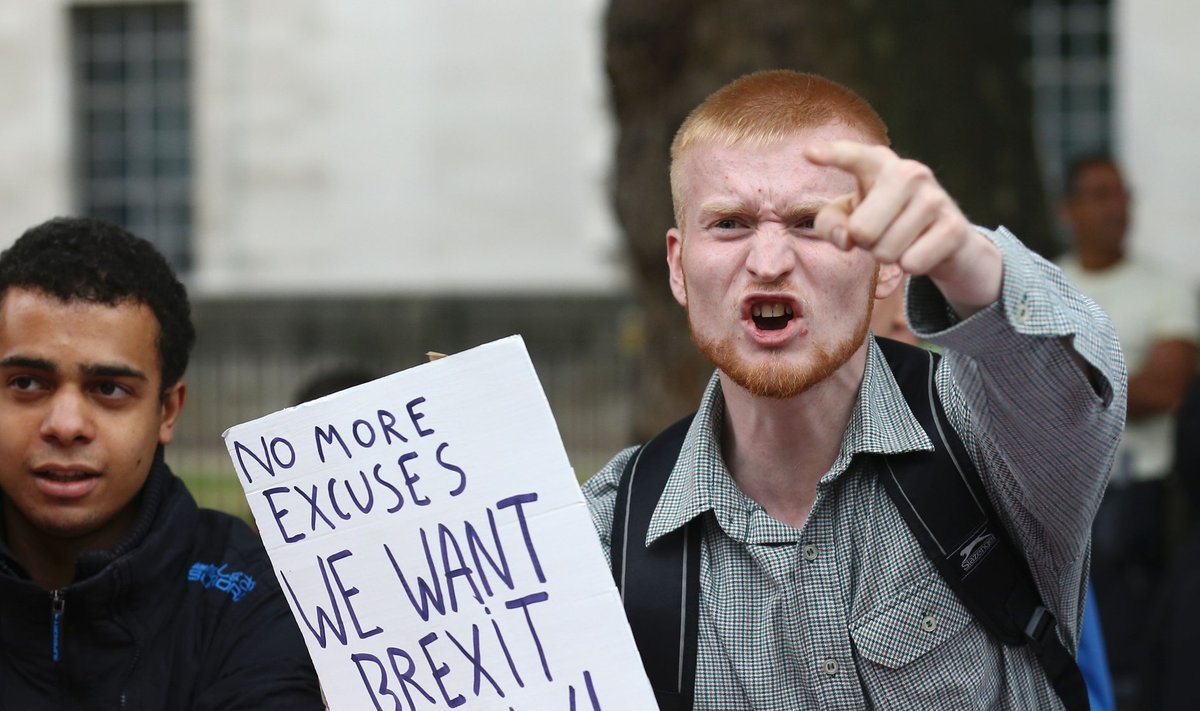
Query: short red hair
670 70 889 226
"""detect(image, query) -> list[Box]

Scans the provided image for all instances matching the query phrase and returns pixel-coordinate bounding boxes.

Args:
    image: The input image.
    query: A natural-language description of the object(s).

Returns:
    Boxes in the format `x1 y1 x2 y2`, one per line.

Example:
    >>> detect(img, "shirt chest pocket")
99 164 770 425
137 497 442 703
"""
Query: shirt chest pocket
849 569 1000 709
850 568 974 667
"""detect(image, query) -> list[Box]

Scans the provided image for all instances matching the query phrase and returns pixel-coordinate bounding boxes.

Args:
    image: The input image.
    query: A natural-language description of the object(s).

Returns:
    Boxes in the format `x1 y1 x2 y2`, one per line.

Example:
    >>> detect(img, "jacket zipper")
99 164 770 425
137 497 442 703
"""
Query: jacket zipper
51 588 65 663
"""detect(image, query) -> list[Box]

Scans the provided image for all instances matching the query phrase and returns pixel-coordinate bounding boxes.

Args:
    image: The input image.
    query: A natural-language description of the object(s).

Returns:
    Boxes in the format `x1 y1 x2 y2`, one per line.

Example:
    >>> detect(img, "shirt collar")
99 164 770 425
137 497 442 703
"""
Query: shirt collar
645 339 934 546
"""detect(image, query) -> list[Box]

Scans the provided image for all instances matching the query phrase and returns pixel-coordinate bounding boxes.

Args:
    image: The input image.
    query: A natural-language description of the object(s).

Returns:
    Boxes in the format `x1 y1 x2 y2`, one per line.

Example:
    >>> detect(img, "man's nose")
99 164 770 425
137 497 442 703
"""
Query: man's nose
745 227 796 282
40 390 95 445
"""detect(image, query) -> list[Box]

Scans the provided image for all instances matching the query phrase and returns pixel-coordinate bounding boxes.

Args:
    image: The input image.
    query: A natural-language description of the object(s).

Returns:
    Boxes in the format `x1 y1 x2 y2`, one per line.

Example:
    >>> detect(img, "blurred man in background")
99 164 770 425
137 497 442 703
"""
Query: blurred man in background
1057 155 1199 704
0 218 322 709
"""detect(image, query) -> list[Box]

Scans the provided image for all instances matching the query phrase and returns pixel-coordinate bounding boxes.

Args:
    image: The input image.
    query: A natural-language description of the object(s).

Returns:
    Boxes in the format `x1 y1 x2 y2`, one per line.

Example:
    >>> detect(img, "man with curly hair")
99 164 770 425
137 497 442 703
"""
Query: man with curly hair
0 217 323 709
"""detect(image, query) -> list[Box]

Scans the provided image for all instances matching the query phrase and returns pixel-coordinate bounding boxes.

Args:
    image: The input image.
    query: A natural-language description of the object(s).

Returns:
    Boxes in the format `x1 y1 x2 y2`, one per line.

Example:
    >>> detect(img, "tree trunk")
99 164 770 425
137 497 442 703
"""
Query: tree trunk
605 1 1049 439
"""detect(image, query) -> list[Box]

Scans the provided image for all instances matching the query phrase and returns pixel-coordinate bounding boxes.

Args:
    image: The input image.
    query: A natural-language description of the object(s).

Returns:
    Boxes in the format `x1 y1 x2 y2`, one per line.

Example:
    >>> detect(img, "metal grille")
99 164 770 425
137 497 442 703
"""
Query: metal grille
71 3 192 272
1024 0 1113 201
167 296 638 519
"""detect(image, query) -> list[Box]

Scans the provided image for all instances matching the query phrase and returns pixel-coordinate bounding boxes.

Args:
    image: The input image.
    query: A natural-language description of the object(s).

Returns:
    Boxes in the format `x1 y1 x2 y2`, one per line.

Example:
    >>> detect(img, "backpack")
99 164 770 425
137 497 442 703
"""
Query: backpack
610 337 1088 711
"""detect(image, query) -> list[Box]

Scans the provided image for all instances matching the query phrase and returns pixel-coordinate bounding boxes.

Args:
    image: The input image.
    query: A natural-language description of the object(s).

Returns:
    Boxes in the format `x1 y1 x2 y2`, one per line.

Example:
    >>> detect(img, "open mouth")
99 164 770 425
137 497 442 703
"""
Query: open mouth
37 470 94 482
751 301 794 331
32 467 100 499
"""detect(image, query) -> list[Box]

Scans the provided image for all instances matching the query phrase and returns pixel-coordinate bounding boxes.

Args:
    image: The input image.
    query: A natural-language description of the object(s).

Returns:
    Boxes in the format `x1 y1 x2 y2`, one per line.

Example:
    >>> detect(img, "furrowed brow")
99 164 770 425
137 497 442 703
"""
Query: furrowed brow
697 198 751 219
779 201 828 224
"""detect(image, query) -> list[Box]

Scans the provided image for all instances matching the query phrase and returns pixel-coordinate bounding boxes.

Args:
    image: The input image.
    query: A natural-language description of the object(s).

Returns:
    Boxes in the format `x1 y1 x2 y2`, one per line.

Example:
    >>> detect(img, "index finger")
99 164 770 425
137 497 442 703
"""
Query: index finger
803 140 891 190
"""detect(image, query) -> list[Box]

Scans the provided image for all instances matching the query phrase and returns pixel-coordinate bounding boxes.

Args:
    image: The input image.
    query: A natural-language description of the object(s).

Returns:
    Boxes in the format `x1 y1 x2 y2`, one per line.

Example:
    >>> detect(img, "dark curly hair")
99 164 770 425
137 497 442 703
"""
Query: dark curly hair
0 217 196 392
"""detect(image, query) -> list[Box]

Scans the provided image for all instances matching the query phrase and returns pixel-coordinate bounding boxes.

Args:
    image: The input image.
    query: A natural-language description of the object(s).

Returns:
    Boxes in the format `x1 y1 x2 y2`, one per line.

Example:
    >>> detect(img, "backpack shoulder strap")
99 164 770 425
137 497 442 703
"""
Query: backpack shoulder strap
876 336 1089 711
611 414 700 711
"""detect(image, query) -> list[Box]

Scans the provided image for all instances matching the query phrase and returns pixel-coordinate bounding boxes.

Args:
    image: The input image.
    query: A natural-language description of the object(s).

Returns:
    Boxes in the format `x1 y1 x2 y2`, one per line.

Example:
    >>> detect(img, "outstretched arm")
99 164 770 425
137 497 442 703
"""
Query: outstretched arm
805 139 1127 573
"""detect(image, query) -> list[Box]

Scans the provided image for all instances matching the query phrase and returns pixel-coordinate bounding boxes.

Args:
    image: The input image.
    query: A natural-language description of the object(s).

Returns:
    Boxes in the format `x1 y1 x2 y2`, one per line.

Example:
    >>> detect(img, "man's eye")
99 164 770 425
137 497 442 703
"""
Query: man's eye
715 219 742 230
10 376 36 391
94 382 131 399
796 217 816 230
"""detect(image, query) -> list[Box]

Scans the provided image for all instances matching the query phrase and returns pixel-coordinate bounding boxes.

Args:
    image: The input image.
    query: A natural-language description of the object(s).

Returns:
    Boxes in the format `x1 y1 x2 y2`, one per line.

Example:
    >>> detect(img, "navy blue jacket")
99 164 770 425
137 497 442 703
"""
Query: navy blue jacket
0 452 323 709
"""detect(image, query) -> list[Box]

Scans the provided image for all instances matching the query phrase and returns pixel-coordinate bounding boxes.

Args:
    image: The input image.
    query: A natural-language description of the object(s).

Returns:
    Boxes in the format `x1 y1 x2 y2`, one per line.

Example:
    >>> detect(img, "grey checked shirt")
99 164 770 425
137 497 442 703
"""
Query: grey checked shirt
584 227 1127 710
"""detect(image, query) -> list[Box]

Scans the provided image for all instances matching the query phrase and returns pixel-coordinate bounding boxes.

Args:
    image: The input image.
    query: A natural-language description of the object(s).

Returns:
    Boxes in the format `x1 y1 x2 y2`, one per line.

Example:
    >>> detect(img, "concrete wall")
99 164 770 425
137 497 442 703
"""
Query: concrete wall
1115 0 1200 283
192 0 622 295
0 0 624 295
0 3 72 238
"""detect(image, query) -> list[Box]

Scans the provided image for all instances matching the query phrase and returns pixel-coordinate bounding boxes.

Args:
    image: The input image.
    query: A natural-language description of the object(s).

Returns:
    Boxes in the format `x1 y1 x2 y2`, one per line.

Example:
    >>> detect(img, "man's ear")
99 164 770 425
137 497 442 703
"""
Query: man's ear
158 381 187 445
667 228 688 307
874 263 904 300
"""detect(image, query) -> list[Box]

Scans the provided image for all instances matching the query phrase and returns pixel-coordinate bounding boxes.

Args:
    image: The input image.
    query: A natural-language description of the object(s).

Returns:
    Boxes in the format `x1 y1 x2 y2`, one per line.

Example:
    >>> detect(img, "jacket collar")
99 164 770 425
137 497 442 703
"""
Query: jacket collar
74 446 173 581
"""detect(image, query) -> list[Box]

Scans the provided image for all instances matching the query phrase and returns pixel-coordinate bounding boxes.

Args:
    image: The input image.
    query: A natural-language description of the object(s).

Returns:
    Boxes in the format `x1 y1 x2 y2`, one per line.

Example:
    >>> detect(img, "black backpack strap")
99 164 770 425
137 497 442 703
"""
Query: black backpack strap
611 414 700 711
876 337 1089 711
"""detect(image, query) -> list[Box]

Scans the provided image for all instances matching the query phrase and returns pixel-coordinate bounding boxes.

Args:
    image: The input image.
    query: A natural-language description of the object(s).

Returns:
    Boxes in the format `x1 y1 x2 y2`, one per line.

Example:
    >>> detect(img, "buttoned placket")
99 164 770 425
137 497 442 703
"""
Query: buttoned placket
798 488 869 709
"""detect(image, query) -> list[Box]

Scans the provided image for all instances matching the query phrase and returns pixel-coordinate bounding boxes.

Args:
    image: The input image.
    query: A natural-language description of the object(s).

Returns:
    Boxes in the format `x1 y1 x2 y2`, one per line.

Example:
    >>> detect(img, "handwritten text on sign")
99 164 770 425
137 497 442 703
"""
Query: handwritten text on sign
222 336 655 710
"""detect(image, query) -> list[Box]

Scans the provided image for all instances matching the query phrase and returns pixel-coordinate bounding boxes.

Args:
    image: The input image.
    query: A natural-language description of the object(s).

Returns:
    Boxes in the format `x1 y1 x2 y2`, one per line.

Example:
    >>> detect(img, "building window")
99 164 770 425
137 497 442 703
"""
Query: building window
71 3 192 273
1024 0 1112 201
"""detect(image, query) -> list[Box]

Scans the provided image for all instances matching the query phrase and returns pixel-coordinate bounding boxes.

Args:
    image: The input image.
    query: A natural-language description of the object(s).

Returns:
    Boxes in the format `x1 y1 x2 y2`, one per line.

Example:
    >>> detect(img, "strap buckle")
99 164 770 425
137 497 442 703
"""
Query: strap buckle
1023 605 1056 648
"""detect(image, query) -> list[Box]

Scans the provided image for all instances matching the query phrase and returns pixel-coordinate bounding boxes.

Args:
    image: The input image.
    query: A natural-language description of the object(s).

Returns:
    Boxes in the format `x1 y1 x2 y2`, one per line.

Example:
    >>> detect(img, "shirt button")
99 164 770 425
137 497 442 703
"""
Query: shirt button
821 658 840 676
1014 300 1030 324
920 615 939 633
802 544 819 561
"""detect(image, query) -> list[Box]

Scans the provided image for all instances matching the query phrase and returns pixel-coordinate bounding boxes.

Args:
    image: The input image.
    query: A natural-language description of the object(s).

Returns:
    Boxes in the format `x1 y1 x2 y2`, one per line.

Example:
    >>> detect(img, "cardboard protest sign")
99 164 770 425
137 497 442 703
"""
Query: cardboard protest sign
222 336 656 710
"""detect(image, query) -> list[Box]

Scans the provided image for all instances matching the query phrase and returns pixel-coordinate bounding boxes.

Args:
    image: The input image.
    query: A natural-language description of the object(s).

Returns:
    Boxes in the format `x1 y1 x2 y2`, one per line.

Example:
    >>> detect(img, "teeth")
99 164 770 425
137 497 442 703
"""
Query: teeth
40 471 89 482
751 302 793 318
